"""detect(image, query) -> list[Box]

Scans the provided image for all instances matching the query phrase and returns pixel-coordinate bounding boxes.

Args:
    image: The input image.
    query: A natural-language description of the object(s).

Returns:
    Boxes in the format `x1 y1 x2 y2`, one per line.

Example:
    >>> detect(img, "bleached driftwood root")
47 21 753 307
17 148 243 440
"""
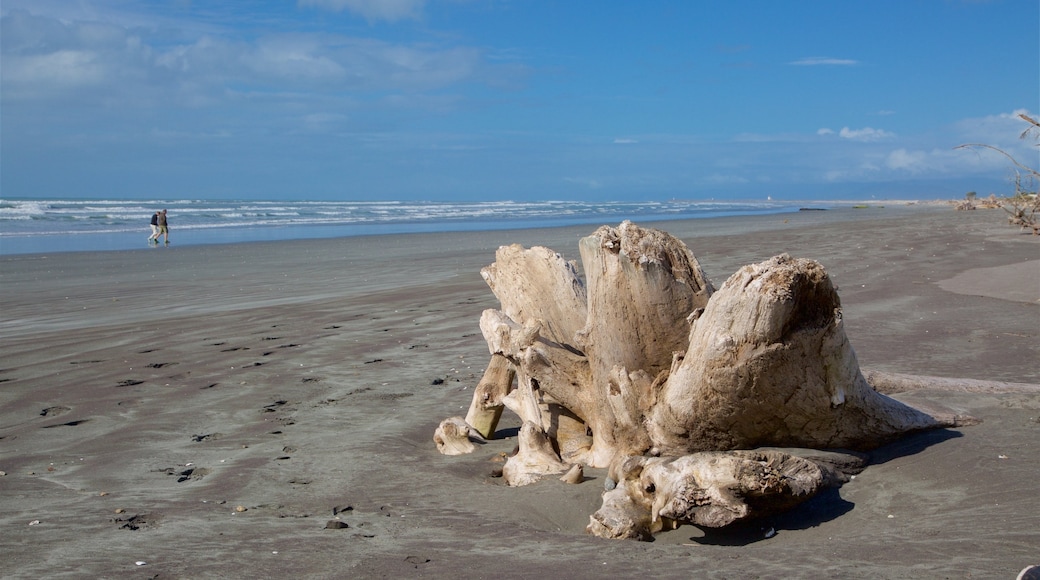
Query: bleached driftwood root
433 416 485 455
862 369 1040 395
560 464 585 484
587 450 845 540
502 421 572 486
433 221 1036 540
645 254 973 455
464 353 512 439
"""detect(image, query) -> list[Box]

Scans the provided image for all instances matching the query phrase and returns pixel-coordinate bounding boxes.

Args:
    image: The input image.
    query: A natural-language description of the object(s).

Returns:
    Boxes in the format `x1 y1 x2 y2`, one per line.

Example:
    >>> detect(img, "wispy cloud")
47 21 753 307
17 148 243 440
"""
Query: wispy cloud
788 56 859 66
613 138 638 144
814 110 1038 180
0 9 499 108
297 0 425 22
953 108 1037 147
815 127 894 141
838 127 894 141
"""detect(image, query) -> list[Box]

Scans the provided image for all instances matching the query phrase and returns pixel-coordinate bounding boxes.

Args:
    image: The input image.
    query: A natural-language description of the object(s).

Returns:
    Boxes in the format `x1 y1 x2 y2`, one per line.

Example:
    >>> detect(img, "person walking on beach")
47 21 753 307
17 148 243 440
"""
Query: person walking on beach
157 209 169 245
148 211 161 244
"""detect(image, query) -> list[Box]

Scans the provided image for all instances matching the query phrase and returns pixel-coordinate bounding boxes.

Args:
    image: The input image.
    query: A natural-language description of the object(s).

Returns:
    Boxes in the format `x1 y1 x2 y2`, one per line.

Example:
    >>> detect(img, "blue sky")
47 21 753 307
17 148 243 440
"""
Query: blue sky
2 0 1037 202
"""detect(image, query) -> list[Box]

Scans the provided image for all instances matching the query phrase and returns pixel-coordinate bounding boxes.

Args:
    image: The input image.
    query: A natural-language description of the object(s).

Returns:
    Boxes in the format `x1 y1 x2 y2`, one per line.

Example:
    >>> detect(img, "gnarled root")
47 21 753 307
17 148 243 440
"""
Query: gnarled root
503 421 571 486
587 449 840 540
433 416 485 456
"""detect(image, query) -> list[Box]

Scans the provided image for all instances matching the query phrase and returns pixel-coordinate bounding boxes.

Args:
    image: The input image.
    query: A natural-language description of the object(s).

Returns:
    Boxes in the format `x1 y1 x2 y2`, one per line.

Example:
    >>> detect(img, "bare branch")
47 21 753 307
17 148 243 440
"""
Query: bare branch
954 143 1040 179
1018 113 1040 141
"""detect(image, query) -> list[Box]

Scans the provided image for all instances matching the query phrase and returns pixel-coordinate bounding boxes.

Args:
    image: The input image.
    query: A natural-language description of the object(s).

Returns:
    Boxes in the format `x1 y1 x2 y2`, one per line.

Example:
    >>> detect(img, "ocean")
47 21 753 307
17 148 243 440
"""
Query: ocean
0 198 824 256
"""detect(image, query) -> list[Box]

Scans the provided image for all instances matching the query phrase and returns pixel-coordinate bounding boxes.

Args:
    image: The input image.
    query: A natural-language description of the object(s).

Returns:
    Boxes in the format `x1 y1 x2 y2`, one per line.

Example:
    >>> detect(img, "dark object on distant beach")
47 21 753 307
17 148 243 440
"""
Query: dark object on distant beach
431 378 444 385
799 207 827 211
325 520 349 529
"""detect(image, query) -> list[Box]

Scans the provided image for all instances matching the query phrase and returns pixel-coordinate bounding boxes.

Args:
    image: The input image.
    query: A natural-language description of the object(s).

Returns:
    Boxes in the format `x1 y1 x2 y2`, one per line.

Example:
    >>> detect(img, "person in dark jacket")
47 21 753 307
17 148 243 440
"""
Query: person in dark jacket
148 211 160 244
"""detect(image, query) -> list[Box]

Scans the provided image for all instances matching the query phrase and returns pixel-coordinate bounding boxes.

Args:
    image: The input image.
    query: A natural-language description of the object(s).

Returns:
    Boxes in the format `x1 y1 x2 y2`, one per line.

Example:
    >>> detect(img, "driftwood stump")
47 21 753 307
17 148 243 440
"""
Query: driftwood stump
433 221 1015 540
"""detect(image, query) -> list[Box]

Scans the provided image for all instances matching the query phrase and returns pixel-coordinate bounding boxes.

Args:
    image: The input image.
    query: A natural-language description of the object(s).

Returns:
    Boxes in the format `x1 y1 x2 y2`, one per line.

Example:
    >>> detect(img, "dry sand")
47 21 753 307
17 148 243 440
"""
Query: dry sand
1 205 1038 579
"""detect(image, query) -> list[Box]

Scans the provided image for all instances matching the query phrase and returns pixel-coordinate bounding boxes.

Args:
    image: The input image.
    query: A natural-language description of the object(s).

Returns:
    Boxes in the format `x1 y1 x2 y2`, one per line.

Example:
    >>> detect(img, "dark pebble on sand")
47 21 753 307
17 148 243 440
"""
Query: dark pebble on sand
325 520 349 529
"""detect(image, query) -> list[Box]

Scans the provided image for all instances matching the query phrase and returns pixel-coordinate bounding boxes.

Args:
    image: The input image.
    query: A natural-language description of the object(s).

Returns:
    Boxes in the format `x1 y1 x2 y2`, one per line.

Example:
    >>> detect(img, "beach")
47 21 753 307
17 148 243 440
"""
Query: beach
1 205 1037 578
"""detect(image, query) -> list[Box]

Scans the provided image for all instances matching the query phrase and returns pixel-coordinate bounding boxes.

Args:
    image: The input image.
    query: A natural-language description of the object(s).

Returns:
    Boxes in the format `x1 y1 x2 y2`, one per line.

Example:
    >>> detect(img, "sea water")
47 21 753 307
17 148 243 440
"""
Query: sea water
0 198 815 255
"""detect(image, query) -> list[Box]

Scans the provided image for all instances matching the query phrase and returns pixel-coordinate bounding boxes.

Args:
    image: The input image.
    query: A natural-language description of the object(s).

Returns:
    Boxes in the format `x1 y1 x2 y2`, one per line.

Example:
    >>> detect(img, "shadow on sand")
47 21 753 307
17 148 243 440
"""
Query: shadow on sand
686 429 964 546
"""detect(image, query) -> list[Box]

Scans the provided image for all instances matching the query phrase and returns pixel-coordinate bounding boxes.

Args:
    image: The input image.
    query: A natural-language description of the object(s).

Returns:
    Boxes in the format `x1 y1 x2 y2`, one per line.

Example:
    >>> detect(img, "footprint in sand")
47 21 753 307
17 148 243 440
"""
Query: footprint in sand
261 400 288 413
113 512 164 530
40 406 71 417
169 467 209 482
404 556 432 568
42 419 89 428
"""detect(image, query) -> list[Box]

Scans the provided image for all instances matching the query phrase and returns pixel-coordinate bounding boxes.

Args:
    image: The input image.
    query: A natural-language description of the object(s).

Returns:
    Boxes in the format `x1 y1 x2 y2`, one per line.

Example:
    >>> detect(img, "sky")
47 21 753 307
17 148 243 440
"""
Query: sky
1 0 1038 202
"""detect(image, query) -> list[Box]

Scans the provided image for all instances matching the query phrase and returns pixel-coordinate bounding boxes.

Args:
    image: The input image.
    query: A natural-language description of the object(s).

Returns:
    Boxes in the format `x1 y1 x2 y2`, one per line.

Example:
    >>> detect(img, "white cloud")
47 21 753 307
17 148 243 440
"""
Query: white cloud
885 148 930 173
788 56 859 66
887 145 1013 176
953 109 1038 150
838 126 894 141
5 49 108 89
298 0 425 22
613 138 638 144
0 9 495 108
817 128 834 135
247 37 348 80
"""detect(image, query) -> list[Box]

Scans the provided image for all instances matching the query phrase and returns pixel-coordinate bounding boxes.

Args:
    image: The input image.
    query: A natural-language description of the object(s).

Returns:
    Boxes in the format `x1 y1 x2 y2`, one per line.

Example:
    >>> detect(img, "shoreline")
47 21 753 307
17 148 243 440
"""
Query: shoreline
1 205 1037 578
0 199 955 256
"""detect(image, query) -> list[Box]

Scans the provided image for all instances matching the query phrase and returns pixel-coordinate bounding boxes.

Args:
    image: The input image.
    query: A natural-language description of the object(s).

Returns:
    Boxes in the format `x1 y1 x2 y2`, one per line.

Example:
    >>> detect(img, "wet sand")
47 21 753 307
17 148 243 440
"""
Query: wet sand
1 205 1037 578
